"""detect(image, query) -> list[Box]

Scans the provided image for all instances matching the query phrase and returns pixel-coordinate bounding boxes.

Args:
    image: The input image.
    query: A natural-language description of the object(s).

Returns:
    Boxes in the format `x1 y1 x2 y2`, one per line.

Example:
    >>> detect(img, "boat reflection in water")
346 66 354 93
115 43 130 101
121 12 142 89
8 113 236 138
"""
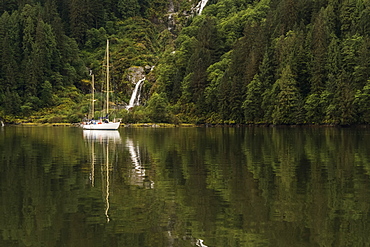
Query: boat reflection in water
83 130 121 222
82 130 153 223
83 130 121 143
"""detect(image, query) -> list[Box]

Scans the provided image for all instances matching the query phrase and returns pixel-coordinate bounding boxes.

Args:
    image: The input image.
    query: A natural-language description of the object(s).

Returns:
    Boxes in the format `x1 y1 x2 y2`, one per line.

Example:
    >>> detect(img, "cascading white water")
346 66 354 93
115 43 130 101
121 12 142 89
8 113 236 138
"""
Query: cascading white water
126 78 145 109
195 0 209 14
126 138 150 187
126 139 142 172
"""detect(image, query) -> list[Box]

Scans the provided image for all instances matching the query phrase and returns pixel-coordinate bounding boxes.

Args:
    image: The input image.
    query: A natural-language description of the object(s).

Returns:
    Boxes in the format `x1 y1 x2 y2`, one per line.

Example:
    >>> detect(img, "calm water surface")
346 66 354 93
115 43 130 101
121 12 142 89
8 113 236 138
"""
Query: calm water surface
1 126 370 246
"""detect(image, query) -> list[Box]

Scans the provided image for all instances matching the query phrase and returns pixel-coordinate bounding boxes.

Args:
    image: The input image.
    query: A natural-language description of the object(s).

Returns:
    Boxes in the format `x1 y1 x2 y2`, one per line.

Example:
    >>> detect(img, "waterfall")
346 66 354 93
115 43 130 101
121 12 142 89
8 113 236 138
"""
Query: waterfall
195 0 209 14
126 78 145 109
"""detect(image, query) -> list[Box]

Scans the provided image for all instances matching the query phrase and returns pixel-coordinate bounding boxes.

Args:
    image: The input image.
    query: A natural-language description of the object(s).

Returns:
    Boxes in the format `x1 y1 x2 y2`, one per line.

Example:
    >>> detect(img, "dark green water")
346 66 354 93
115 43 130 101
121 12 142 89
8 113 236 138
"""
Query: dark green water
1 126 370 247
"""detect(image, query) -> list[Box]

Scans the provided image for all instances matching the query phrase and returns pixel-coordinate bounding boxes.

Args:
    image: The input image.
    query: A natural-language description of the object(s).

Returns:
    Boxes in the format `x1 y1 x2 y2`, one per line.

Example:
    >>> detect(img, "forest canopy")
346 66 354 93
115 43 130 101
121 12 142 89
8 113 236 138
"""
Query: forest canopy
1 0 370 125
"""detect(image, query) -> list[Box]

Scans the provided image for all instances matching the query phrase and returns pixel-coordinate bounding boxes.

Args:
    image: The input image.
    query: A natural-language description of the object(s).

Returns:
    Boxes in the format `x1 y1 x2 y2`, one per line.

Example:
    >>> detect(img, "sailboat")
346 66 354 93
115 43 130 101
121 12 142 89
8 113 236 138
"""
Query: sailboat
83 40 120 130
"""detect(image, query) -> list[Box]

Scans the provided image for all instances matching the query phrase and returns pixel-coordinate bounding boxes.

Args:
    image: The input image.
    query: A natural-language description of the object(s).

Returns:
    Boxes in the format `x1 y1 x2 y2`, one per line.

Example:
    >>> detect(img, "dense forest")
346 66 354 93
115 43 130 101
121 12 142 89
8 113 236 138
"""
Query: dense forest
1 0 370 125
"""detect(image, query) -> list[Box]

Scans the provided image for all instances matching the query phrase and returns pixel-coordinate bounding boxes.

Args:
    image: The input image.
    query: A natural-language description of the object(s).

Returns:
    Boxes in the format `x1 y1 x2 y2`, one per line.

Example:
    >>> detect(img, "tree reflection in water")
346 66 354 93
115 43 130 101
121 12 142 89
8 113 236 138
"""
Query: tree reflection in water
2 127 370 246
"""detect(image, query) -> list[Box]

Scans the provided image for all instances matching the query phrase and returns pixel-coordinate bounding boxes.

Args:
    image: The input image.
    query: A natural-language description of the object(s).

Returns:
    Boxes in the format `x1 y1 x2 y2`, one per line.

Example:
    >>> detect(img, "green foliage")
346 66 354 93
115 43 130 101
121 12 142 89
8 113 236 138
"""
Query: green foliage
205 51 232 113
354 80 370 123
0 3 86 121
325 74 356 125
1 0 370 125
118 0 140 19
213 0 270 47
243 74 264 123
2 88 21 115
40 81 53 107
272 65 303 124
118 107 150 123
85 27 107 49
304 93 323 124
146 92 171 123
155 55 182 104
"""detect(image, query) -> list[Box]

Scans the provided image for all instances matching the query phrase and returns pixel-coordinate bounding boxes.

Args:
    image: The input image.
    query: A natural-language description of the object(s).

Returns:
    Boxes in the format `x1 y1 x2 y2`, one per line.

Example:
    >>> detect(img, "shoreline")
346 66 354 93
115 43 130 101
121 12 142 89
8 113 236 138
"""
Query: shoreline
5 122 370 128
8 122 196 128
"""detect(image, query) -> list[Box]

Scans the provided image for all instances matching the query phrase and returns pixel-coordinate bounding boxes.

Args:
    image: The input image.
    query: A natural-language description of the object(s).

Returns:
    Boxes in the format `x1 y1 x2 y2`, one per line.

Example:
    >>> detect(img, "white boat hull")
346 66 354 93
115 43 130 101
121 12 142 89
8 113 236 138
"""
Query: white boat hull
82 122 120 130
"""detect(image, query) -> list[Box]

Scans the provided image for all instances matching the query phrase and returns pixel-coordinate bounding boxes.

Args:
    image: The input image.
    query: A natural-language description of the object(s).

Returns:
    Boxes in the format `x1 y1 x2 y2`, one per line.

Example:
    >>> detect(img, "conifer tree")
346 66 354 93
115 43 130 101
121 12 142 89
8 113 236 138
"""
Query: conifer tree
322 33 341 123
262 81 280 123
273 0 298 36
356 3 370 36
2 88 21 114
243 74 264 123
272 65 303 124
355 80 370 123
354 37 370 89
68 0 93 44
218 75 232 122
309 8 329 93
118 0 140 19
0 0 17 13
21 4 39 98
146 92 170 123
205 52 231 115
339 0 357 36
182 16 220 116
304 93 322 124
326 73 355 125
259 49 276 123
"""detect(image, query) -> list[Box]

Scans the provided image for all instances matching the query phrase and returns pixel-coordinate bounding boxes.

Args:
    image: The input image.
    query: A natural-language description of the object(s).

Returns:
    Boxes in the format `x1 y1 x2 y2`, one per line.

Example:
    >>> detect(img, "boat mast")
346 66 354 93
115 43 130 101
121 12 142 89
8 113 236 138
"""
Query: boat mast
92 74 95 119
106 39 110 118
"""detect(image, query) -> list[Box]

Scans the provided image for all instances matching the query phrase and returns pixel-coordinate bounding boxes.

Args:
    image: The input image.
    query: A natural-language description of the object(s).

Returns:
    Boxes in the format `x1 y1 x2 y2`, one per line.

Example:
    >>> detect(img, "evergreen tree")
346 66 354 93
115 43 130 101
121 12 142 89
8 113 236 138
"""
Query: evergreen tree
339 0 358 36
146 92 170 122
117 0 140 19
354 37 370 89
204 51 231 115
273 0 298 36
309 7 329 93
304 93 323 124
182 16 221 116
272 65 303 124
218 24 264 123
322 33 341 123
326 73 355 125
0 0 17 13
0 11 21 92
355 80 370 123
40 80 53 107
243 74 264 123
218 74 232 122
21 4 39 98
259 48 276 123
262 80 280 123
2 88 21 114
356 2 370 36
68 0 94 44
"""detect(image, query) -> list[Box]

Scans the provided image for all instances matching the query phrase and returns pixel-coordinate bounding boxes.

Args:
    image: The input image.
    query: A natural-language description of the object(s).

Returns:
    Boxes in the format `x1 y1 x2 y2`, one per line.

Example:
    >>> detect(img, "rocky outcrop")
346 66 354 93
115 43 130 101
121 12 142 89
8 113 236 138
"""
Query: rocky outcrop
126 65 154 84
127 66 145 84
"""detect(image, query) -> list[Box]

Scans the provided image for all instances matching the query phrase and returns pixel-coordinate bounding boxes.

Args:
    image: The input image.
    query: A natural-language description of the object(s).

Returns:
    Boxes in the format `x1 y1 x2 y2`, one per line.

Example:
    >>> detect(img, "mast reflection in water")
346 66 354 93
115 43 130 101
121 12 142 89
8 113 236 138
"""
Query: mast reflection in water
83 130 153 224
83 130 121 222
